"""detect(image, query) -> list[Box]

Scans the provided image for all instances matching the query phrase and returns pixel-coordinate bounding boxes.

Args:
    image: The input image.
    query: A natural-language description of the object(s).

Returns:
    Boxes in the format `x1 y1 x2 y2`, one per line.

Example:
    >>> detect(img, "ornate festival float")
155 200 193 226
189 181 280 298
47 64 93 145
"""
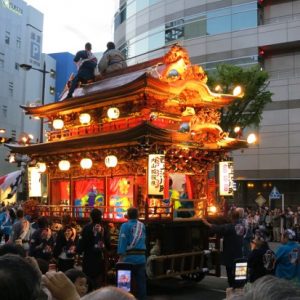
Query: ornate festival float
7 45 248 281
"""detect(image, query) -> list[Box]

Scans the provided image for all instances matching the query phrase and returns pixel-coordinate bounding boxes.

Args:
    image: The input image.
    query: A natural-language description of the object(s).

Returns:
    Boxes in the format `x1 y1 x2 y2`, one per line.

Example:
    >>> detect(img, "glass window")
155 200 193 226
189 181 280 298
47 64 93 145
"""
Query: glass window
0 53 4 69
232 2 257 14
137 0 149 12
8 82 13 96
127 0 136 19
207 15 231 35
16 37 21 48
149 0 159 5
232 11 257 31
148 26 164 51
207 7 230 18
114 12 122 28
119 42 129 59
134 37 149 57
5 31 10 44
185 18 206 39
2 105 7 118
165 19 184 43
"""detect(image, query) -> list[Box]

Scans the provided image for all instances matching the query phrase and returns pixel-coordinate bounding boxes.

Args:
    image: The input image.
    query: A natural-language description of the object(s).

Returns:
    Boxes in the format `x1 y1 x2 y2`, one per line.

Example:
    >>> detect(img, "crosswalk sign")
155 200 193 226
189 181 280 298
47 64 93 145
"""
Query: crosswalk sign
269 186 281 199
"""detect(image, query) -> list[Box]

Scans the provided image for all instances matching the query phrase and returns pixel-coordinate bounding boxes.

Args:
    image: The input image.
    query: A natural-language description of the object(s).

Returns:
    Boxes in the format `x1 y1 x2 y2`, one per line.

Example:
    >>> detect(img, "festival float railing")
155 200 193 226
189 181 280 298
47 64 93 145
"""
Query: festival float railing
36 198 200 222
48 116 181 141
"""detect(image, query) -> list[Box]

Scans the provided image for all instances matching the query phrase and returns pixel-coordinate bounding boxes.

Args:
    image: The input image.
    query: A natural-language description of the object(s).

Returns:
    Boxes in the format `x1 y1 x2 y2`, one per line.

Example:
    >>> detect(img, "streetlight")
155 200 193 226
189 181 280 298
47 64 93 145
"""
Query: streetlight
19 62 55 143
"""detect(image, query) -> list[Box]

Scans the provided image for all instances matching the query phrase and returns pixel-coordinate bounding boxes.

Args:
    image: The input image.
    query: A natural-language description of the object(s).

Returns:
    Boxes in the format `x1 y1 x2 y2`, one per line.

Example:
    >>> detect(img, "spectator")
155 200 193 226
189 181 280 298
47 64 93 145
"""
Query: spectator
53 224 77 272
272 209 281 242
66 42 97 99
202 210 244 288
10 209 30 250
98 42 127 75
275 229 300 283
0 254 41 300
65 268 89 297
248 235 271 282
42 271 80 300
78 208 111 289
81 286 136 300
228 275 300 300
118 207 147 300
0 208 14 242
0 243 26 257
29 217 54 261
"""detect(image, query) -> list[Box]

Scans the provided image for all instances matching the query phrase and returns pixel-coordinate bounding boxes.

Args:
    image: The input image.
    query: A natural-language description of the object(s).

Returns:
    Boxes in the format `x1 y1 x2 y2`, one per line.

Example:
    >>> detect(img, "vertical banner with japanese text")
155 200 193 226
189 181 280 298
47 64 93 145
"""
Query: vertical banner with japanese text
28 167 42 197
148 154 165 195
219 161 234 196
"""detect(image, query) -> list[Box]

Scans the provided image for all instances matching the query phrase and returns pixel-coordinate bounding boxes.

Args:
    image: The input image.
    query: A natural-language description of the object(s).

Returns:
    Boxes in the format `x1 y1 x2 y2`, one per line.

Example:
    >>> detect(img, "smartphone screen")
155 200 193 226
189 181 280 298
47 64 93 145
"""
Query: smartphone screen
235 262 248 280
117 269 131 292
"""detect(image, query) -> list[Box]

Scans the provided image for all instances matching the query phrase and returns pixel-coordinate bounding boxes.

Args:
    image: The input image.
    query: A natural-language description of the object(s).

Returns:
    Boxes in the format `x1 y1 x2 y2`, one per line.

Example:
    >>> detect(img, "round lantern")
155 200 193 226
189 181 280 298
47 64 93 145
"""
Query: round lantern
79 113 91 125
233 85 243 97
37 162 47 173
107 107 120 119
58 160 70 171
80 158 93 169
105 155 118 168
53 119 64 130
247 133 257 144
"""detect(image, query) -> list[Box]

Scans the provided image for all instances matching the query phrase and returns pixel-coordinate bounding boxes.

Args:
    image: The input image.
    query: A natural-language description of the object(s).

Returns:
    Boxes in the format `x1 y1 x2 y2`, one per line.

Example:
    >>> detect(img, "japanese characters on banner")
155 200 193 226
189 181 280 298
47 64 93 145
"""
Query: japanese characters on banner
219 161 234 196
28 167 42 197
148 154 165 195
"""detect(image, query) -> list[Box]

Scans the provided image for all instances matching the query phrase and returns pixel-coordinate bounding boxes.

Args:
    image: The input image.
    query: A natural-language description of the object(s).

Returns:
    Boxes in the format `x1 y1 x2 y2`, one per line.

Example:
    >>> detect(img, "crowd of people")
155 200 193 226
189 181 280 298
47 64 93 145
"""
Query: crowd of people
0 204 146 300
203 205 300 299
1 199 300 299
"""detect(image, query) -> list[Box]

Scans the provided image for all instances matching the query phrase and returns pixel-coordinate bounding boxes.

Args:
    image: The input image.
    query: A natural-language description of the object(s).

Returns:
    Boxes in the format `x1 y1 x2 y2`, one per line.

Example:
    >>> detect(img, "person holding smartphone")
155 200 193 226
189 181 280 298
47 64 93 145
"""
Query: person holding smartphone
77 208 111 289
118 207 147 300
202 209 244 288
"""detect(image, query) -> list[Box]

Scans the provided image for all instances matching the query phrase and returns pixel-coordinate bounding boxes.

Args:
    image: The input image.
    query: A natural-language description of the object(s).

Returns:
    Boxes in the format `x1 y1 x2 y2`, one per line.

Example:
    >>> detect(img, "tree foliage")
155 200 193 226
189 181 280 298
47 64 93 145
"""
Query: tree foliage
207 64 273 134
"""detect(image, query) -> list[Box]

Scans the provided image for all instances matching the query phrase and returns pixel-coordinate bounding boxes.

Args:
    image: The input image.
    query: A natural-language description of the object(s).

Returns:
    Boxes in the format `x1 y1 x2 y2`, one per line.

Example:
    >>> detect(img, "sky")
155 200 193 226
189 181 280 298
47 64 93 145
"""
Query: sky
25 0 118 55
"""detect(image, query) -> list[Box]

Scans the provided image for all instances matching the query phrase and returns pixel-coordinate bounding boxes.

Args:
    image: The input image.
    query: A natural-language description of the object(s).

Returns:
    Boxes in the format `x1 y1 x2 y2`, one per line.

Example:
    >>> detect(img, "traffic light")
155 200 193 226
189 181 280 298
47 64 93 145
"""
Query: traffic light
258 48 265 64
258 0 265 7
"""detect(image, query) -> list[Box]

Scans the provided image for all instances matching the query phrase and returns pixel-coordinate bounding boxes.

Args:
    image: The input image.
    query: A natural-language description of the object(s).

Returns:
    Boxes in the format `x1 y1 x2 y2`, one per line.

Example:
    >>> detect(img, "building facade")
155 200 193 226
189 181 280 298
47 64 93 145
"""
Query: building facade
114 0 300 207
0 0 56 175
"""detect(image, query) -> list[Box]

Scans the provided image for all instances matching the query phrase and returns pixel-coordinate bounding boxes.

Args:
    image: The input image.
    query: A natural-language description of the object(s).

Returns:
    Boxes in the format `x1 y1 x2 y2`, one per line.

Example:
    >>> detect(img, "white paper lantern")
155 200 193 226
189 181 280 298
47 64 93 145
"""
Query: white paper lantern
233 85 243 97
53 119 64 130
58 160 70 171
80 158 93 169
37 162 47 173
107 107 120 119
247 133 257 144
79 113 91 125
105 155 118 168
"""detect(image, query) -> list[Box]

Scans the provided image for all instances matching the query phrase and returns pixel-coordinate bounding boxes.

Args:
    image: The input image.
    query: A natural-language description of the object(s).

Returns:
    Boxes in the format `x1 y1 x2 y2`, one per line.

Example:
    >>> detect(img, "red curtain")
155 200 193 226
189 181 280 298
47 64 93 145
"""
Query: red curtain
51 180 70 205
185 175 193 199
73 178 104 200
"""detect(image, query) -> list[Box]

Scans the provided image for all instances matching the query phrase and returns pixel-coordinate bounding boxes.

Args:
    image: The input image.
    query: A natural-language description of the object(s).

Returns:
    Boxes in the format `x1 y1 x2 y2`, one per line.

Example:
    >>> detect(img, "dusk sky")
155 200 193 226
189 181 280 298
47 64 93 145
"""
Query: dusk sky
25 0 118 54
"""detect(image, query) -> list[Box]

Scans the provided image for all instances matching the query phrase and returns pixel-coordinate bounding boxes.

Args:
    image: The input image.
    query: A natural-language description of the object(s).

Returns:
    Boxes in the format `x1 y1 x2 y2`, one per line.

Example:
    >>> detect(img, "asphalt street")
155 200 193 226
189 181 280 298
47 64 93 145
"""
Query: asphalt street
147 275 227 300
146 243 281 300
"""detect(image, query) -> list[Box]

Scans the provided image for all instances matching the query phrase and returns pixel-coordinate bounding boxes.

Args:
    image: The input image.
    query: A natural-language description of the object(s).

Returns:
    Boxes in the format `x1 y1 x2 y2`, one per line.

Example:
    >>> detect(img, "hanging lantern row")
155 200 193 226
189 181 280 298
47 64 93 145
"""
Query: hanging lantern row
52 107 120 130
36 155 118 172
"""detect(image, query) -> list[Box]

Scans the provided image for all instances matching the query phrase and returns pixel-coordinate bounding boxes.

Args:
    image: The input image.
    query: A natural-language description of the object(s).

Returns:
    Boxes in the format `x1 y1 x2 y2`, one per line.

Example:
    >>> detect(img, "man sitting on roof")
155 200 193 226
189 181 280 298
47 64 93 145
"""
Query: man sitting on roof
66 42 97 99
98 42 127 76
